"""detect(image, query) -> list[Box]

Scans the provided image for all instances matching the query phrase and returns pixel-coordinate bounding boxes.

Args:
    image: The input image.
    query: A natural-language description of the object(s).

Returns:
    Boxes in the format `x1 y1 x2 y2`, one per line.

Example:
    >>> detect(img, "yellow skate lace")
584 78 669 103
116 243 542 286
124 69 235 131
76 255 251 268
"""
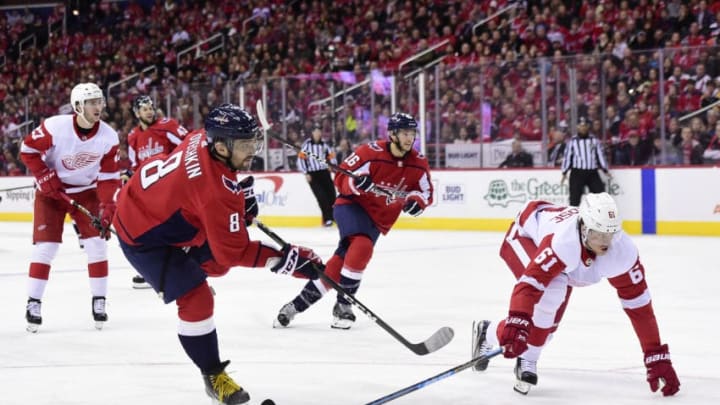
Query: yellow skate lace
211 371 242 402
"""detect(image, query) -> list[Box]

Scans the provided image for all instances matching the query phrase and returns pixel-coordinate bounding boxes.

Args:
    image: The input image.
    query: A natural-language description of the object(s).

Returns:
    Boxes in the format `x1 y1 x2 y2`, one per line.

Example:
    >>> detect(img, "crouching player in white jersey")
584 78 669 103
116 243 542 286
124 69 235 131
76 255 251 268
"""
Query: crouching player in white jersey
471 193 680 396
20 82 120 332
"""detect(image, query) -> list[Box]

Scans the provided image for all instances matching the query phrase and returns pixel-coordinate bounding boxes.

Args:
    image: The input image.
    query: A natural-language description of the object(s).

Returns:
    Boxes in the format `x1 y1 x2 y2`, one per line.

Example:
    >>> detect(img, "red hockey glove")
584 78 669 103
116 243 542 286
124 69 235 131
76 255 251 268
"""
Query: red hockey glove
402 191 427 217
500 312 532 358
98 202 116 240
239 176 258 225
270 245 322 280
644 344 680 396
352 175 374 194
35 168 64 200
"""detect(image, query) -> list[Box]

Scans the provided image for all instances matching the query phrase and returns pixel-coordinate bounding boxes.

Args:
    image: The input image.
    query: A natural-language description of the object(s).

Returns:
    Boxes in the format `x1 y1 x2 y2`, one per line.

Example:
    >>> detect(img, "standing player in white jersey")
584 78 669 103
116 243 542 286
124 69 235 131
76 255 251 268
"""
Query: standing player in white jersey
126 95 188 288
19 82 120 332
471 193 680 397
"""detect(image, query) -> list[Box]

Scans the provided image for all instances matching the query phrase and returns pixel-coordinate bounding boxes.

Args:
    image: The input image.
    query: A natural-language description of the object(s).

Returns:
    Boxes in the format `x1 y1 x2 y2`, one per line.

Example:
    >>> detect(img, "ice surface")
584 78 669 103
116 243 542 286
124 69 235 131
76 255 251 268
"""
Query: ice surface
0 222 716 404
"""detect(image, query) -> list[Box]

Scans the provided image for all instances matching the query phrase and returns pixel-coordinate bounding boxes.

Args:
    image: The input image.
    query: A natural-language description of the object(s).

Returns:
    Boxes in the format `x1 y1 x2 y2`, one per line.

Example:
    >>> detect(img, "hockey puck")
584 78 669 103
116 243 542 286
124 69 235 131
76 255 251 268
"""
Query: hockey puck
261 400 276 405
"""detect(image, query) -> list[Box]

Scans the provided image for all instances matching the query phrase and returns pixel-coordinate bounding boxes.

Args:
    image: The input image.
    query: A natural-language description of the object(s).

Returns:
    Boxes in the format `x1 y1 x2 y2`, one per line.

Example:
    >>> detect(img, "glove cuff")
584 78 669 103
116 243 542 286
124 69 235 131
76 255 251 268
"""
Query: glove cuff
348 176 362 195
405 190 428 207
644 343 671 365
507 311 532 328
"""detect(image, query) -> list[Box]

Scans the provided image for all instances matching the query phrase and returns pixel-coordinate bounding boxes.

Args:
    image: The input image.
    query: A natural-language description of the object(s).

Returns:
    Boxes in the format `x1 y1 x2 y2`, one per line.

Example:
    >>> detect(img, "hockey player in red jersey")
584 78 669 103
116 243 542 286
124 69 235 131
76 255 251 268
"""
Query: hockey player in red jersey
273 112 433 330
127 95 188 171
471 193 680 397
113 103 321 405
20 82 120 332
126 95 188 289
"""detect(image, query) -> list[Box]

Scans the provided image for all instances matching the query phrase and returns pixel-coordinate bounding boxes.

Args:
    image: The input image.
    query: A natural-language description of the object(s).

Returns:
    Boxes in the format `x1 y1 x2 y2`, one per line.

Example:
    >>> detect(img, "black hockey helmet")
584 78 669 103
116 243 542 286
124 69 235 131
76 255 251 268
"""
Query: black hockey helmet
205 103 260 143
387 112 418 132
132 95 154 116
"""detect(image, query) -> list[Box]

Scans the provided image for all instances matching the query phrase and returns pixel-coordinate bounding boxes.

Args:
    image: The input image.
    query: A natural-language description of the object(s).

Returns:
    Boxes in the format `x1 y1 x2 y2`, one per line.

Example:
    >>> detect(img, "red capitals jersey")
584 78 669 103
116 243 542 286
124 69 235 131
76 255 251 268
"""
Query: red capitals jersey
335 140 433 234
505 200 662 351
114 130 280 270
20 114 119 200
127 117 188 171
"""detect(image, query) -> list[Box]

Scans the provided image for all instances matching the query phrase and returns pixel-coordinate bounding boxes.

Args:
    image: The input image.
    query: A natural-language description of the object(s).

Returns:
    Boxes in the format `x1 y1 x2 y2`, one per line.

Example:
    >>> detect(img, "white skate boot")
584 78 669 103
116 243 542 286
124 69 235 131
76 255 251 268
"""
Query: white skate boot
513 357 538 395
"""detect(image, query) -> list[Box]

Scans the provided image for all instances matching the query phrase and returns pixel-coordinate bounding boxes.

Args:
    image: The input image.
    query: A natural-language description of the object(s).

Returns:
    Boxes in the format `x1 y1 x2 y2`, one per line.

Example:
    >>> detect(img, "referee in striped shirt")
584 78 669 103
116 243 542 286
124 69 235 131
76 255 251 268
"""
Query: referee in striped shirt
299 122 337 226
560 116 612 206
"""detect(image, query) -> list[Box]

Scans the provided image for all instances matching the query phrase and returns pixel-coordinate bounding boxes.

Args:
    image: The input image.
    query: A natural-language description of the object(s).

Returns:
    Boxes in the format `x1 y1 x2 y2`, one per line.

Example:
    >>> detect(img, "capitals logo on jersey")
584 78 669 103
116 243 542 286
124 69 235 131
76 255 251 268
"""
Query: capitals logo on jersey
222 174 243 195
137 138 167 161
61 152 101 170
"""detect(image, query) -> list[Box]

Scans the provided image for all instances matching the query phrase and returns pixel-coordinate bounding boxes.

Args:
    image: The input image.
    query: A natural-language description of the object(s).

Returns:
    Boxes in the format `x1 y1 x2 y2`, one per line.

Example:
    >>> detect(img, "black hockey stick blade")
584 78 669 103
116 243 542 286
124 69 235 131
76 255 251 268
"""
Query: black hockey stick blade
365 347 504 405
253 218 454 356
413 326 454 355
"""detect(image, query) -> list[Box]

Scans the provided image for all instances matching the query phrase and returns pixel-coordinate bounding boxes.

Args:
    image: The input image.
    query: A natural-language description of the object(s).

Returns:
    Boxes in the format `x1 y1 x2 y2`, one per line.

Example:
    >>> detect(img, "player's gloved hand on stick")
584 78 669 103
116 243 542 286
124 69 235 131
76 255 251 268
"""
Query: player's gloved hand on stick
402 191 427 216
36 168 64 200
120 169 133 185
644 344 680 396
270 245 322 280
239 176 258 225
98 202 116 240
352 174 374 194
499 311 532 358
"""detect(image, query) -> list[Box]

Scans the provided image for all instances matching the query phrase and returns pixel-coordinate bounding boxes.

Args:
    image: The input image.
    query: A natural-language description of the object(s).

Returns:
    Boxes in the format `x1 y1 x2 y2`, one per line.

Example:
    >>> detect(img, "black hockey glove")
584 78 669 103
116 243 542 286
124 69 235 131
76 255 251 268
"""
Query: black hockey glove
240 176 258 225
270 245 321 280
352 175 374 193
120 169 133 185
402 192 427 217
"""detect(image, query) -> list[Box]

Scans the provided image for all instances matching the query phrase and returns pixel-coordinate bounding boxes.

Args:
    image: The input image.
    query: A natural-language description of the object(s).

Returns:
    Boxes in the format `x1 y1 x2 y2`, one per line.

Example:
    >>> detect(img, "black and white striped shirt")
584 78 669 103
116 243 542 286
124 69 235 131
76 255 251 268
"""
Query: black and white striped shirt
298 139 336 173
561 135 609 174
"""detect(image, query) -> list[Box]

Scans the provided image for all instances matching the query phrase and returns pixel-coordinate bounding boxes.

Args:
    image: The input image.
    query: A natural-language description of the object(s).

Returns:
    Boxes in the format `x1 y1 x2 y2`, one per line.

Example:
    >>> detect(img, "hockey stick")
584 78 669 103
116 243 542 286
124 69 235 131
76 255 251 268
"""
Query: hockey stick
253 218 454 356
60 194 117 237
0 184 35 192
255 100 403 199
0 184 35 202
365 347 503 404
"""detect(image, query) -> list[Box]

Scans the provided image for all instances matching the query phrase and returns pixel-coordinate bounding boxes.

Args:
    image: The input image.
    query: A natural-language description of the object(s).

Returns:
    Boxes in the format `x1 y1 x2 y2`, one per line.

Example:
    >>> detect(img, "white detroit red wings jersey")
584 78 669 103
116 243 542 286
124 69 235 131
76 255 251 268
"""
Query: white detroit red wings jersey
503 200 662 351
20 115 120 194
127 117 187 171
510 201 638 286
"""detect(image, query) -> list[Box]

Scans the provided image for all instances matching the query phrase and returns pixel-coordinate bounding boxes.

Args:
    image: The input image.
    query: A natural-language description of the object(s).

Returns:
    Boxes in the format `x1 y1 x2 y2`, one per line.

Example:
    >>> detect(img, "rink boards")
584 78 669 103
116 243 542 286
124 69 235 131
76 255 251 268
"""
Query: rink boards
1 167 718 236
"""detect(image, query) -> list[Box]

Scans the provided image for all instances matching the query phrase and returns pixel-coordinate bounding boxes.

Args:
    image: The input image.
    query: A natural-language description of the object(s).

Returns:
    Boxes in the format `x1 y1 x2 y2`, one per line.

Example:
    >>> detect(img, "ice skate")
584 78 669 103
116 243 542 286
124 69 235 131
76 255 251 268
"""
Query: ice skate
471 320 493 371
25 298 42 333
273 302 299 328
513 357 538 395
92 296 108 330
203 360 250 404
331 302 355 330
132 275 152 289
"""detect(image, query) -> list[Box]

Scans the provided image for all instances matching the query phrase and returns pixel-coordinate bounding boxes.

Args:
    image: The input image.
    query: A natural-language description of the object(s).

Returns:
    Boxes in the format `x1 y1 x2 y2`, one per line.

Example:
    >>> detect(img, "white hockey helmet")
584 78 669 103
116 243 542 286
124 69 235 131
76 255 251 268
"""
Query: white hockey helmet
71 83 105 114
579 192 621 234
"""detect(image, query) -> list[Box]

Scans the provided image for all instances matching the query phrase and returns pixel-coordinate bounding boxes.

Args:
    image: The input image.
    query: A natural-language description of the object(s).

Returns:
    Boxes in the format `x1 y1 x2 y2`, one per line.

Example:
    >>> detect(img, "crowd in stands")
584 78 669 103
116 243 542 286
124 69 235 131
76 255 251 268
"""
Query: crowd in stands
3 0 720 175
